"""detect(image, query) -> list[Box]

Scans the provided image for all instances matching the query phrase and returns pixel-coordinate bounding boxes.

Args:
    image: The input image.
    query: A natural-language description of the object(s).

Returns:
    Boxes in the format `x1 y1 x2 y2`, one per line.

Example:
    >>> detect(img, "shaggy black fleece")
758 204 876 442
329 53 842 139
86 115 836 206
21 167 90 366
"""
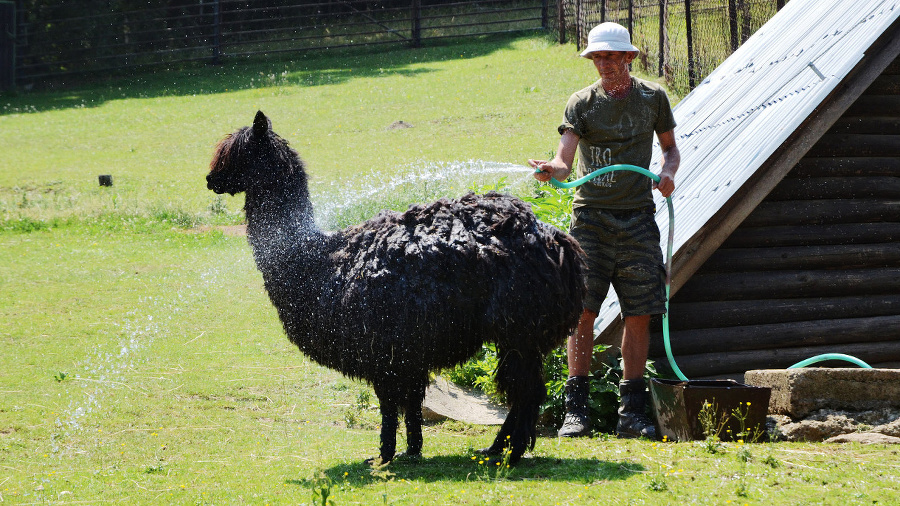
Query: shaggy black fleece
207 111 585 464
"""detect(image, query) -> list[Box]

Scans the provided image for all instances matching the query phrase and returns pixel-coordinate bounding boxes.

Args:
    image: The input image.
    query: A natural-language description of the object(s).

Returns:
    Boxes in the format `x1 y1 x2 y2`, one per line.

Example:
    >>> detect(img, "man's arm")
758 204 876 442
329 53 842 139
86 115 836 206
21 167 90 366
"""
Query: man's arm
530 129 579 183
654 129 680 198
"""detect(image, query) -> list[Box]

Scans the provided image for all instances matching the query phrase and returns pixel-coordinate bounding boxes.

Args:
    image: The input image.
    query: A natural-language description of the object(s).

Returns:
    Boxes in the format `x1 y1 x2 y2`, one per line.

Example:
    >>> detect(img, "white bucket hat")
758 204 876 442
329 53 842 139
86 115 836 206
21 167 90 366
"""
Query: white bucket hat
580 22 639 58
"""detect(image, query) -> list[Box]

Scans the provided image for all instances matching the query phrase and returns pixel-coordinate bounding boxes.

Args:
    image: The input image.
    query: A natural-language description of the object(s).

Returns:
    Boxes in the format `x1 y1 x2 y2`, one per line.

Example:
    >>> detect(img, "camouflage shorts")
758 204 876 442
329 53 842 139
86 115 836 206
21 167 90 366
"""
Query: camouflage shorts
570 206 667 317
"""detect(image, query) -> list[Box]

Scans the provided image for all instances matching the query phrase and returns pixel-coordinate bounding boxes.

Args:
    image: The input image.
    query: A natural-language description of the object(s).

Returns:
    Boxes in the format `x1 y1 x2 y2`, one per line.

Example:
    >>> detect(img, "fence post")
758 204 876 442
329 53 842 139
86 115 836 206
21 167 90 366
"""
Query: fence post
558 0 566 44
541 0 548 29
600 0 606 23
740 0 751 43
0 1 14 91
628 0 633 35
411 0 421 48
776 0 785 11
211 0 222 64
685 0 695 89
575 0 582 52
728 0 738 52
658 0 667 78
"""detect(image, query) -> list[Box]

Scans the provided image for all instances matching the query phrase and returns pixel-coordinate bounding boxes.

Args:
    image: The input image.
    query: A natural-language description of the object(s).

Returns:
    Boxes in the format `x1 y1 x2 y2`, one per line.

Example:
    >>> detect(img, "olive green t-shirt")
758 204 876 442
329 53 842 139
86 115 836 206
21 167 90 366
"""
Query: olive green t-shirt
559 76 676 209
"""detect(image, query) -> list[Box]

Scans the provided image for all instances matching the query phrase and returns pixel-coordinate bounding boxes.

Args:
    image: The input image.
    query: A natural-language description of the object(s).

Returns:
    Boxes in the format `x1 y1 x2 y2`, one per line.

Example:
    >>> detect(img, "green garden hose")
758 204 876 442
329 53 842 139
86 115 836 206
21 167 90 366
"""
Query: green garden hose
538 164 872 379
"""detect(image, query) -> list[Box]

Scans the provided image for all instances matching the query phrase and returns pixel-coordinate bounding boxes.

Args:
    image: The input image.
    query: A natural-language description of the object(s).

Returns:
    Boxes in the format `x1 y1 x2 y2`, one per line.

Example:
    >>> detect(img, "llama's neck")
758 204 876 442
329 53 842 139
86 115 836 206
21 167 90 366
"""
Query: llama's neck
244 178 322 273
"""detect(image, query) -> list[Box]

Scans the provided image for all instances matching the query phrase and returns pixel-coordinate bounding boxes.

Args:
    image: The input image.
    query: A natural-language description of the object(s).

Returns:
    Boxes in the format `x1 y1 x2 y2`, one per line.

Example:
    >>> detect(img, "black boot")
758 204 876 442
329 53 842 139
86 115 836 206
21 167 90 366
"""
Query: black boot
557 376 591 438
616 379 658 440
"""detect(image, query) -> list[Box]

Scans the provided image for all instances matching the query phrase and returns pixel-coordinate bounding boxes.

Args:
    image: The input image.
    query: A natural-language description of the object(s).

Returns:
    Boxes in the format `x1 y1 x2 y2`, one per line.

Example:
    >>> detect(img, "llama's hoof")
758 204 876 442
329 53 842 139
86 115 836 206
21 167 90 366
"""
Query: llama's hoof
474 450 523 467
476 446 502 456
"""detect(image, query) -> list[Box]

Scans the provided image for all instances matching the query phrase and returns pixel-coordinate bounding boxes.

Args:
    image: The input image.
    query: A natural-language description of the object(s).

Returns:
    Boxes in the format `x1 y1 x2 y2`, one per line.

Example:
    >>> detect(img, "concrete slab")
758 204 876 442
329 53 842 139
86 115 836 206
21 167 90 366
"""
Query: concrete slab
422 376 507 425
744 368 900 419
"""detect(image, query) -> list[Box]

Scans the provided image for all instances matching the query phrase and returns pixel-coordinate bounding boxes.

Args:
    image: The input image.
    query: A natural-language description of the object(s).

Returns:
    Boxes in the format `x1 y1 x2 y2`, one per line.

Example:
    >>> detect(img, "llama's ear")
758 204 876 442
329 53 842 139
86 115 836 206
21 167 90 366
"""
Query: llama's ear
253 110 271 135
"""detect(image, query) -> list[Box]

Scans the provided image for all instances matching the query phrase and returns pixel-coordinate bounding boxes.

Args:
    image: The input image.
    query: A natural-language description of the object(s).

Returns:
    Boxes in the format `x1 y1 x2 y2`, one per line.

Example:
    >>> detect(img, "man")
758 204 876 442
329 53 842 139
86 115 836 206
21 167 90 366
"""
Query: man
530 22 680 439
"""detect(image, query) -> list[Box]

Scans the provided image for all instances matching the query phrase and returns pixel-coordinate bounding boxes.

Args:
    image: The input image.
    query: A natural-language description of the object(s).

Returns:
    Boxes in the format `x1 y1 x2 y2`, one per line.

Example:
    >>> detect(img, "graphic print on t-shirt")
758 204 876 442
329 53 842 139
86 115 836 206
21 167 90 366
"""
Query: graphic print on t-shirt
587 146 615 187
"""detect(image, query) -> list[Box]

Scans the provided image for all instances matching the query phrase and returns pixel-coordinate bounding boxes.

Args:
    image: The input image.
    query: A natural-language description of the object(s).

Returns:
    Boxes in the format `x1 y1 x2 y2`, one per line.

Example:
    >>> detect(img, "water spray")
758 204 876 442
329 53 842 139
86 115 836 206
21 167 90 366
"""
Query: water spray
537 164 872 379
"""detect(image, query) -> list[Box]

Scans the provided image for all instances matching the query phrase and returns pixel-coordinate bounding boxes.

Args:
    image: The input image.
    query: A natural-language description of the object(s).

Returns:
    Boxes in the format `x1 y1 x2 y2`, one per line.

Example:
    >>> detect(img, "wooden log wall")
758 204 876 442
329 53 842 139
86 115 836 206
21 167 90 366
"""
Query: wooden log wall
650 55 900 381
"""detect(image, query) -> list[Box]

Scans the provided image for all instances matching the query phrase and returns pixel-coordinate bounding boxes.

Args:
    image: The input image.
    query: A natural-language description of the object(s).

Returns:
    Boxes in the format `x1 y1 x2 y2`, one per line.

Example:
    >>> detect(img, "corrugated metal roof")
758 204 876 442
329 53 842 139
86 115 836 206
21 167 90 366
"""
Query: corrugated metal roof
593 0 900 335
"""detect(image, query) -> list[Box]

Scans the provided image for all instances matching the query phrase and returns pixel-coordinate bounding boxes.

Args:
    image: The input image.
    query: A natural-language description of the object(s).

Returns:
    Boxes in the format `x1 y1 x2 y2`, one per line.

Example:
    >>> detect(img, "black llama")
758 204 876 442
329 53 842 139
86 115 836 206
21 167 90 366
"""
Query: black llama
207 111 585 464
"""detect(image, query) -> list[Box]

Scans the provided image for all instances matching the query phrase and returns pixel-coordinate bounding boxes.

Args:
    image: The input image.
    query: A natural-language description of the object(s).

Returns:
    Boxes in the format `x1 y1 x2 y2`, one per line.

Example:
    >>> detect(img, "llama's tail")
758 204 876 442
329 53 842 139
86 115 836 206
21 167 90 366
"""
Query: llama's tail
530 222 586 355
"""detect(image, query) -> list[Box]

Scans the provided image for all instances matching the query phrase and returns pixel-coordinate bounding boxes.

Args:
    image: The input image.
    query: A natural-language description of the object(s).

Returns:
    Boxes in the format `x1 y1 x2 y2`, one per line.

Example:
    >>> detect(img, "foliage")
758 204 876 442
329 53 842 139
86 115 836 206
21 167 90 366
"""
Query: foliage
443 343 503 402
522 183 575 231
541 344 625 434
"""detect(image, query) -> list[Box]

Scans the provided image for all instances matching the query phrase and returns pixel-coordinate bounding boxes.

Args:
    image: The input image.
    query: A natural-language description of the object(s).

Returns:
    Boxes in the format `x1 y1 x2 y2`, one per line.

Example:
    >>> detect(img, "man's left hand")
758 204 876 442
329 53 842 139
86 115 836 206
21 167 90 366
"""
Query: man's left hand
653 170 675 198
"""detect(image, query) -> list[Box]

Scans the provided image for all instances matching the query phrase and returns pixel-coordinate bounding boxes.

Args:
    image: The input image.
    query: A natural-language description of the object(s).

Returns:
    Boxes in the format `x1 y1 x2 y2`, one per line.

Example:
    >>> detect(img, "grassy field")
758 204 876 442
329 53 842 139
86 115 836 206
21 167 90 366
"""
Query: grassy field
2 34 899 505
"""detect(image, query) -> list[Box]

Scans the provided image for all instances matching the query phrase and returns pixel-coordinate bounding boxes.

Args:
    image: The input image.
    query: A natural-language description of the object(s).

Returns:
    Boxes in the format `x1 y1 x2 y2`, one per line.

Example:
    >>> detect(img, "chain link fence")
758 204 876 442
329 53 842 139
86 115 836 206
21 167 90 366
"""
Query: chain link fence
555 0 786 95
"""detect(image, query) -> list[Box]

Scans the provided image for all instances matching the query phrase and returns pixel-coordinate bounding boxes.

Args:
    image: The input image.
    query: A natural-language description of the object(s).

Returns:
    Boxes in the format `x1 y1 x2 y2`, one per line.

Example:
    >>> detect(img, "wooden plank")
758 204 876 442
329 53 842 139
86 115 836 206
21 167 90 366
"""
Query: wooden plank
741 199 900 227
826 117 900 134
885 56 900 75
865 74 900 94
698 243 900 272
651 340 900 378
806 134 900 157
790 157 900 178
675 267 900 302
665 295 900 329
766 177 900 200
720 222 900 247
870 361 900 369
843 95 900 116
649 315 900 356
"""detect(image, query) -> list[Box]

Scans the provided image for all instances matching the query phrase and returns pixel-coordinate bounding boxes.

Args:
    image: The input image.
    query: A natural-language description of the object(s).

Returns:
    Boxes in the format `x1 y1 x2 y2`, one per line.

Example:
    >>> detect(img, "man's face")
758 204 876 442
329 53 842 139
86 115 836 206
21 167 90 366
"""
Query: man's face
589 51 636 79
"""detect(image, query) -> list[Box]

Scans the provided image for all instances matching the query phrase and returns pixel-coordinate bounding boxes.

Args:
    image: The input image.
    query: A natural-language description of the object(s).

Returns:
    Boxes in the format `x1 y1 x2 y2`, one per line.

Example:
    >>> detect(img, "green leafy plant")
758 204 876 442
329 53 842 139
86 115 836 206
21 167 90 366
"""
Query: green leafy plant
467 177 512 195
369 458 395 505
522 183 575 231
444 343 503 403
307 471 337 506
698 399 727 454
732 401 766 443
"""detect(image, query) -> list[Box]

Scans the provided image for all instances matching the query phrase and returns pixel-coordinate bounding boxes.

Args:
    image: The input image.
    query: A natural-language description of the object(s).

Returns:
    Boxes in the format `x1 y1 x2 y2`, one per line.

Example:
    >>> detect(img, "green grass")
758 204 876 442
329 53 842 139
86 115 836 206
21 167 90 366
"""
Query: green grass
1 34 604 229
2 33 899 504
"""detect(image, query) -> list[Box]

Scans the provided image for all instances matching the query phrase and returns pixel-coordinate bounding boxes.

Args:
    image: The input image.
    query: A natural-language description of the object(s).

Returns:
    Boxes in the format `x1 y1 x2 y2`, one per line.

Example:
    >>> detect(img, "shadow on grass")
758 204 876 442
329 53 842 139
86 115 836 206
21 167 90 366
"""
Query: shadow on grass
287 454 645 487
1 32 545 116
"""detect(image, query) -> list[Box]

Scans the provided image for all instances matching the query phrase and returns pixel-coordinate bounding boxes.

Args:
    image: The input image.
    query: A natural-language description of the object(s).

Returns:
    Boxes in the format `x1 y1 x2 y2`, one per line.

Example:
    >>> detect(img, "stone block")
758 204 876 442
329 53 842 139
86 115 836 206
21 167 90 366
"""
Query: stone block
744 368 900 419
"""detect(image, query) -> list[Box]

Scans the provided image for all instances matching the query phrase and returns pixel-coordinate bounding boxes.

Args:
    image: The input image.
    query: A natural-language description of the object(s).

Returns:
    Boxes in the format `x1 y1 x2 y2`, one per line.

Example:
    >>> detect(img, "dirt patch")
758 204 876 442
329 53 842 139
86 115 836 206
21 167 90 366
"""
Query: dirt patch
386 120 413 130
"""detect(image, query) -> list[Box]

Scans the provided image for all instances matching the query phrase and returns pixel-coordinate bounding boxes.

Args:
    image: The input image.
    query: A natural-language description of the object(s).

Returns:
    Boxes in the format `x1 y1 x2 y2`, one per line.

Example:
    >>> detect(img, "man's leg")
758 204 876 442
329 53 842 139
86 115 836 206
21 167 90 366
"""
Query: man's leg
568 309 598 376
557 309 597 437
621 314 651 380
617 314 658 439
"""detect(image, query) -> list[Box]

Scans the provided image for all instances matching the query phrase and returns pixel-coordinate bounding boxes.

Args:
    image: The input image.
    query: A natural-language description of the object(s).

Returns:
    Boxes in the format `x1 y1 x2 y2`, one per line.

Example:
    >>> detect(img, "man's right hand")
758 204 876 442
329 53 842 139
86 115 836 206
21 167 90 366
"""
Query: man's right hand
529 159 569 183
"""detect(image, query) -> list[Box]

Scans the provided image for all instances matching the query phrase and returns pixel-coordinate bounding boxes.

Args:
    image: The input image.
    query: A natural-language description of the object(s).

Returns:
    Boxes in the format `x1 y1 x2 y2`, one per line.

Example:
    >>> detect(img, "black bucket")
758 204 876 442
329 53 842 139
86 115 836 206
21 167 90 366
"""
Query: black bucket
650 378 771 442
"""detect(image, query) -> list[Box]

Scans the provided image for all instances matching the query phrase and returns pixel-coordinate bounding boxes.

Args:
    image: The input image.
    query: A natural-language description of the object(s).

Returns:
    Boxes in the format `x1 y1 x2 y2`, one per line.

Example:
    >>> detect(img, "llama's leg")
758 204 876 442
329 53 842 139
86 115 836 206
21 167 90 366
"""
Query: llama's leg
402 381 427 457
374 394 399 463
488 346 546 465
479 407 518 456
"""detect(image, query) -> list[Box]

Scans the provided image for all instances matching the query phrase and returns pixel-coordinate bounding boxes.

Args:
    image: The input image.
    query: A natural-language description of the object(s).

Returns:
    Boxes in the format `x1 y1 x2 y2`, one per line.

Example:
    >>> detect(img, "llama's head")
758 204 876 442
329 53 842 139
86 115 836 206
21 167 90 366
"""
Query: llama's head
207 111 306 196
